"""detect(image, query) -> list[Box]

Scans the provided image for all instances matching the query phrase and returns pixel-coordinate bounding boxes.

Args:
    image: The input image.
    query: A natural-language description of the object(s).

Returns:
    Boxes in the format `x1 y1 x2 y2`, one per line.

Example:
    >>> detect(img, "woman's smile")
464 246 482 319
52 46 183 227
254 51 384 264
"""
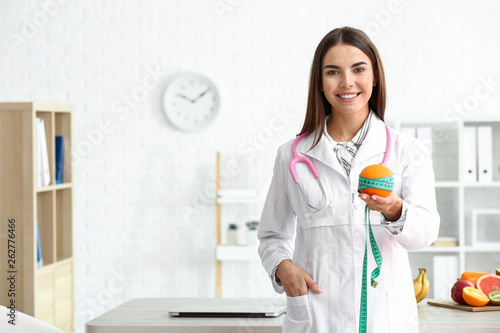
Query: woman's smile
336 92 361 102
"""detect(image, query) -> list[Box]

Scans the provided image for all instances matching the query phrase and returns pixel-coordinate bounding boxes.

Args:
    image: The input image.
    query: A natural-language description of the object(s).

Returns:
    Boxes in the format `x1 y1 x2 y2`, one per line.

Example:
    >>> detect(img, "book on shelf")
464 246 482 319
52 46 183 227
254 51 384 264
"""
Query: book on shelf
432 237 458 247
463 126 477 182
477 126 493 182
36 117 50 187
36 220 43 268
55 136 65 184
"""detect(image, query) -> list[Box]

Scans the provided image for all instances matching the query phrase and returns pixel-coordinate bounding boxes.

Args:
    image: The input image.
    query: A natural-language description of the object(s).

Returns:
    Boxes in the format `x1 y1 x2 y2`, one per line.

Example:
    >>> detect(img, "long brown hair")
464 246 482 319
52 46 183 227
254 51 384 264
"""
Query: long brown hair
299 27 386 149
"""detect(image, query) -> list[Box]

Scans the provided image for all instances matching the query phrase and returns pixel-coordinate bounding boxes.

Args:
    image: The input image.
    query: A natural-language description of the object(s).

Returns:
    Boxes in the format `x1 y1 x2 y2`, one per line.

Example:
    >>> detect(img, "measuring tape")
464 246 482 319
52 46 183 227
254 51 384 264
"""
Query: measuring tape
358 204 384 332
358 175 394 192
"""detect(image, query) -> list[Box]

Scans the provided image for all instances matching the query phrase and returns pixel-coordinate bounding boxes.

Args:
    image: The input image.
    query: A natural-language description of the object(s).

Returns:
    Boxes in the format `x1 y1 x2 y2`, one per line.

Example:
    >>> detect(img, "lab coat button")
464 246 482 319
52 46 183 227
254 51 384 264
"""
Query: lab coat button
354 203 359 209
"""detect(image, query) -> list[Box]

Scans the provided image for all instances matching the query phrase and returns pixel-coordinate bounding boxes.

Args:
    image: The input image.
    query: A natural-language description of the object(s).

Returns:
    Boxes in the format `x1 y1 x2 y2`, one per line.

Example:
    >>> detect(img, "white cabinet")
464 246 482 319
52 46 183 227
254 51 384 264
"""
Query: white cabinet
396 118 500 298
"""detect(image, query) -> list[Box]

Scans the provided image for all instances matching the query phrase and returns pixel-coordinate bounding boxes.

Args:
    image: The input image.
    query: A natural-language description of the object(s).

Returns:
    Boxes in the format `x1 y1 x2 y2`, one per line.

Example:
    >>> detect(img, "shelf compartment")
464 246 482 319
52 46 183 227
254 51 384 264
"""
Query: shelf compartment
435 187 459 241
56 188 73 261
55 112 72 184
37 191 55 266
464 187 500 246
409 253 460 299
35 111 55 187
408 252 440 299
398 121 459 182
471 209 500 247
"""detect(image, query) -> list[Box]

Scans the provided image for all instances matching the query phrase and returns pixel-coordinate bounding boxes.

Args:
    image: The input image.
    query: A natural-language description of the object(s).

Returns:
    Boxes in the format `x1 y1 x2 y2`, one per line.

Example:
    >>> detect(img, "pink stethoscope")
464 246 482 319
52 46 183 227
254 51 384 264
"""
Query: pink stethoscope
289 124 392 212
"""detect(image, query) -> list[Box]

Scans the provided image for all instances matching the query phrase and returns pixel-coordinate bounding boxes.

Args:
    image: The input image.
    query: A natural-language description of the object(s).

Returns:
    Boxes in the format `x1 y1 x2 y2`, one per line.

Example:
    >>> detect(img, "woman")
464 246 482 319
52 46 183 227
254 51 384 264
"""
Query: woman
257 27 440 333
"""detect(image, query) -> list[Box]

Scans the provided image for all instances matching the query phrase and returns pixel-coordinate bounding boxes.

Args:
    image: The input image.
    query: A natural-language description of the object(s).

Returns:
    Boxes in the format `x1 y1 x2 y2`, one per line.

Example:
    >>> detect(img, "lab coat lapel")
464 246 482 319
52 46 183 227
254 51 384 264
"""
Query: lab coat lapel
299 132 346 177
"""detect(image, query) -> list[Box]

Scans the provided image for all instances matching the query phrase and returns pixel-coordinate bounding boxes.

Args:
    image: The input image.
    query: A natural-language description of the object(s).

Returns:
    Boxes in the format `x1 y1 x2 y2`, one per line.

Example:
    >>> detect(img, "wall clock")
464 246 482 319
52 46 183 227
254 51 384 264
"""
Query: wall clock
162 72 220 132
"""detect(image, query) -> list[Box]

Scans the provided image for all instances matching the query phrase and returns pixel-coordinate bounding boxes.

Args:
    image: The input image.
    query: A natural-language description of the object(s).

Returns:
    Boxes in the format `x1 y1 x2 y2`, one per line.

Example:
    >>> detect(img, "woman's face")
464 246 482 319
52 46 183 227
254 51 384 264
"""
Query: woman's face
321 43 375 116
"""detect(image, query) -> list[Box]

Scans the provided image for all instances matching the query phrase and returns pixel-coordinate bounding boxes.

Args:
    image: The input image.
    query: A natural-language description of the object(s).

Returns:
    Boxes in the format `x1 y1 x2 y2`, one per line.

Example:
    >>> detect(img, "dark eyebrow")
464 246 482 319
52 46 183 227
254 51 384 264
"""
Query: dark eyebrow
352 61 368 67
323 61 368 70
323 65 340 70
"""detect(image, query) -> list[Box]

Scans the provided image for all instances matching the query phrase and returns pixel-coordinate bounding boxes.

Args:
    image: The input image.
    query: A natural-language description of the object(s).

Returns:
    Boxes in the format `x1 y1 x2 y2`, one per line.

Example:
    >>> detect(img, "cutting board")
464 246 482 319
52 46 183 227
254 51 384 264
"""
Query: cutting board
428 300 500 312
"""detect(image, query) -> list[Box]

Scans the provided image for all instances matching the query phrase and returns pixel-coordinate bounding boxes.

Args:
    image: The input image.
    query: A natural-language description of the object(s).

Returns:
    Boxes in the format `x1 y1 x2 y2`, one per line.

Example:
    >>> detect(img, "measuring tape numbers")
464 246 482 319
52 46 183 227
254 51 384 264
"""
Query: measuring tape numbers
358 205 383 333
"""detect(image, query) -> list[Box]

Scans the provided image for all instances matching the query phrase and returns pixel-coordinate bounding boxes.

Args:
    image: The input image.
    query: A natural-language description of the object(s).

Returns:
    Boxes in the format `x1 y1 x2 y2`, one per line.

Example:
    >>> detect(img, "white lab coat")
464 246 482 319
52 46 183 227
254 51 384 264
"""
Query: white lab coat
258 115 440 333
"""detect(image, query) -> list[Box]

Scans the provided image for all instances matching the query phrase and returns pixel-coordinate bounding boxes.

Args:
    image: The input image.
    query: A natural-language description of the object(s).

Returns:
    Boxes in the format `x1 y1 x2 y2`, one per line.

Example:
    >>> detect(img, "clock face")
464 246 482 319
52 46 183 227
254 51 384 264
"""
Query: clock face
162 72 220 132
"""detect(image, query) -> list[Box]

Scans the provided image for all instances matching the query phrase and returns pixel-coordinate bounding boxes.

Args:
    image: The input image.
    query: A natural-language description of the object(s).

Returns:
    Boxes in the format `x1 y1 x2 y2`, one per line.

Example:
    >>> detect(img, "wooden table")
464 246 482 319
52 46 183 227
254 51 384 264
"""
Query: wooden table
85 298 500 333
419 299 500 332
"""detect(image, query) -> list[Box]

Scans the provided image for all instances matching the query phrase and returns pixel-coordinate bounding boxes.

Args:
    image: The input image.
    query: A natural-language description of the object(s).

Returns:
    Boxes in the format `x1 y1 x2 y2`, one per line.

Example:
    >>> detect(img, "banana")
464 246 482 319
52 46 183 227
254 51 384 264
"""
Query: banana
413 268 423 297
415 268 429 304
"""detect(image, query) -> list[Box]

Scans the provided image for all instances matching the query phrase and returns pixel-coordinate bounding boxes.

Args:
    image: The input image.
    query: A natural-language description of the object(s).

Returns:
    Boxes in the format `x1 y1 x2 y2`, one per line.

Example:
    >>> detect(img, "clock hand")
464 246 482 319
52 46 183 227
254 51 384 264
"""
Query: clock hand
192 88 211 103
177 93 194 103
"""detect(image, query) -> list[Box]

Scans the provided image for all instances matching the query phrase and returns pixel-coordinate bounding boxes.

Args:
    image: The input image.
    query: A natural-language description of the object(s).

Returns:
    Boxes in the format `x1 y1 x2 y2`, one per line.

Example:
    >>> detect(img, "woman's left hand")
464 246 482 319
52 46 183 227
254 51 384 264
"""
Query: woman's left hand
359 192 402 222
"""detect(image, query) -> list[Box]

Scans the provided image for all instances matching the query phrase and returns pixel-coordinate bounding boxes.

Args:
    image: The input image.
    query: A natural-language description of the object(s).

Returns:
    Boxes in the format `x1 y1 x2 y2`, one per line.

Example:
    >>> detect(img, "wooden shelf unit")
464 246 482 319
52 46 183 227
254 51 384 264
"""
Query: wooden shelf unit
0 102 74 332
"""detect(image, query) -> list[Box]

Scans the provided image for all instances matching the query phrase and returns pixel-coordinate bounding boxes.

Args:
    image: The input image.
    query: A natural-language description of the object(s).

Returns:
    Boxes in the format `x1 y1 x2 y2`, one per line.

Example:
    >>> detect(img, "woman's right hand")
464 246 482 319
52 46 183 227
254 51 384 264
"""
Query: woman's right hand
276 259 323 296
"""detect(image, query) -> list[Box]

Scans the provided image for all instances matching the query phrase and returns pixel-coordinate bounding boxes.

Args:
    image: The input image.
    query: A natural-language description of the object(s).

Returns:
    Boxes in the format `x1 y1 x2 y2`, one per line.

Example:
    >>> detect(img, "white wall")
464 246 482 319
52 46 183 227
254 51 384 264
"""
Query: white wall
2 0 500 332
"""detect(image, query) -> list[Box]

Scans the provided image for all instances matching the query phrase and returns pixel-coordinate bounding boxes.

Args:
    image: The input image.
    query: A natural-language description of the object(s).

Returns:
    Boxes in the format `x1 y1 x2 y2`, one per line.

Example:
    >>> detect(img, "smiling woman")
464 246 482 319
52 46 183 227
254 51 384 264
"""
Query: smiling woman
257 26 440 333
301 27 386 148
321 45 375 141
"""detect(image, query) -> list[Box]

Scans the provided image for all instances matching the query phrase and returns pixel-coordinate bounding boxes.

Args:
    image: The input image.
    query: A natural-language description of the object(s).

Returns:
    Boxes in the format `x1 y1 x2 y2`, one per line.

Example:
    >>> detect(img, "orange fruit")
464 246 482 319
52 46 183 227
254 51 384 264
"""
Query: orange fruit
460 271 494 287
462 287 490 306
359 164 393 197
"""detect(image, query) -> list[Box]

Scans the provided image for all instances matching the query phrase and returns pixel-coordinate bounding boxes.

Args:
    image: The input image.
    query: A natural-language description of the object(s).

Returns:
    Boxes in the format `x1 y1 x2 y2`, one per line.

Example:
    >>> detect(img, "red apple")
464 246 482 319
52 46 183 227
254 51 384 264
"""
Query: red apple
451 279 475 304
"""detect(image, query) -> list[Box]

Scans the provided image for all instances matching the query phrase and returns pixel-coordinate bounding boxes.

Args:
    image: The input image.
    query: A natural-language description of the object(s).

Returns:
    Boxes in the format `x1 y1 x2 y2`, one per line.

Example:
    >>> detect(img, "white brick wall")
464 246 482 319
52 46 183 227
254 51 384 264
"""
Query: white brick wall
2 0 500 331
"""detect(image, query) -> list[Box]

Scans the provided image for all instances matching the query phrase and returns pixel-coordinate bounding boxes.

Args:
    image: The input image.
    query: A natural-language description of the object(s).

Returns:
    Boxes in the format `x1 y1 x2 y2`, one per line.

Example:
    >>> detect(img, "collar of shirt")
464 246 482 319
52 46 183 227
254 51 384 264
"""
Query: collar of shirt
323 110 374 175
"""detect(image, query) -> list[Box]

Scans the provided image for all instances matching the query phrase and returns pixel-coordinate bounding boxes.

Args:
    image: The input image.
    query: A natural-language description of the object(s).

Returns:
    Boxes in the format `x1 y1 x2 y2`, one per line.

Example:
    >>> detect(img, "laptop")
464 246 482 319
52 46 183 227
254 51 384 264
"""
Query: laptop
168 304 286 318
